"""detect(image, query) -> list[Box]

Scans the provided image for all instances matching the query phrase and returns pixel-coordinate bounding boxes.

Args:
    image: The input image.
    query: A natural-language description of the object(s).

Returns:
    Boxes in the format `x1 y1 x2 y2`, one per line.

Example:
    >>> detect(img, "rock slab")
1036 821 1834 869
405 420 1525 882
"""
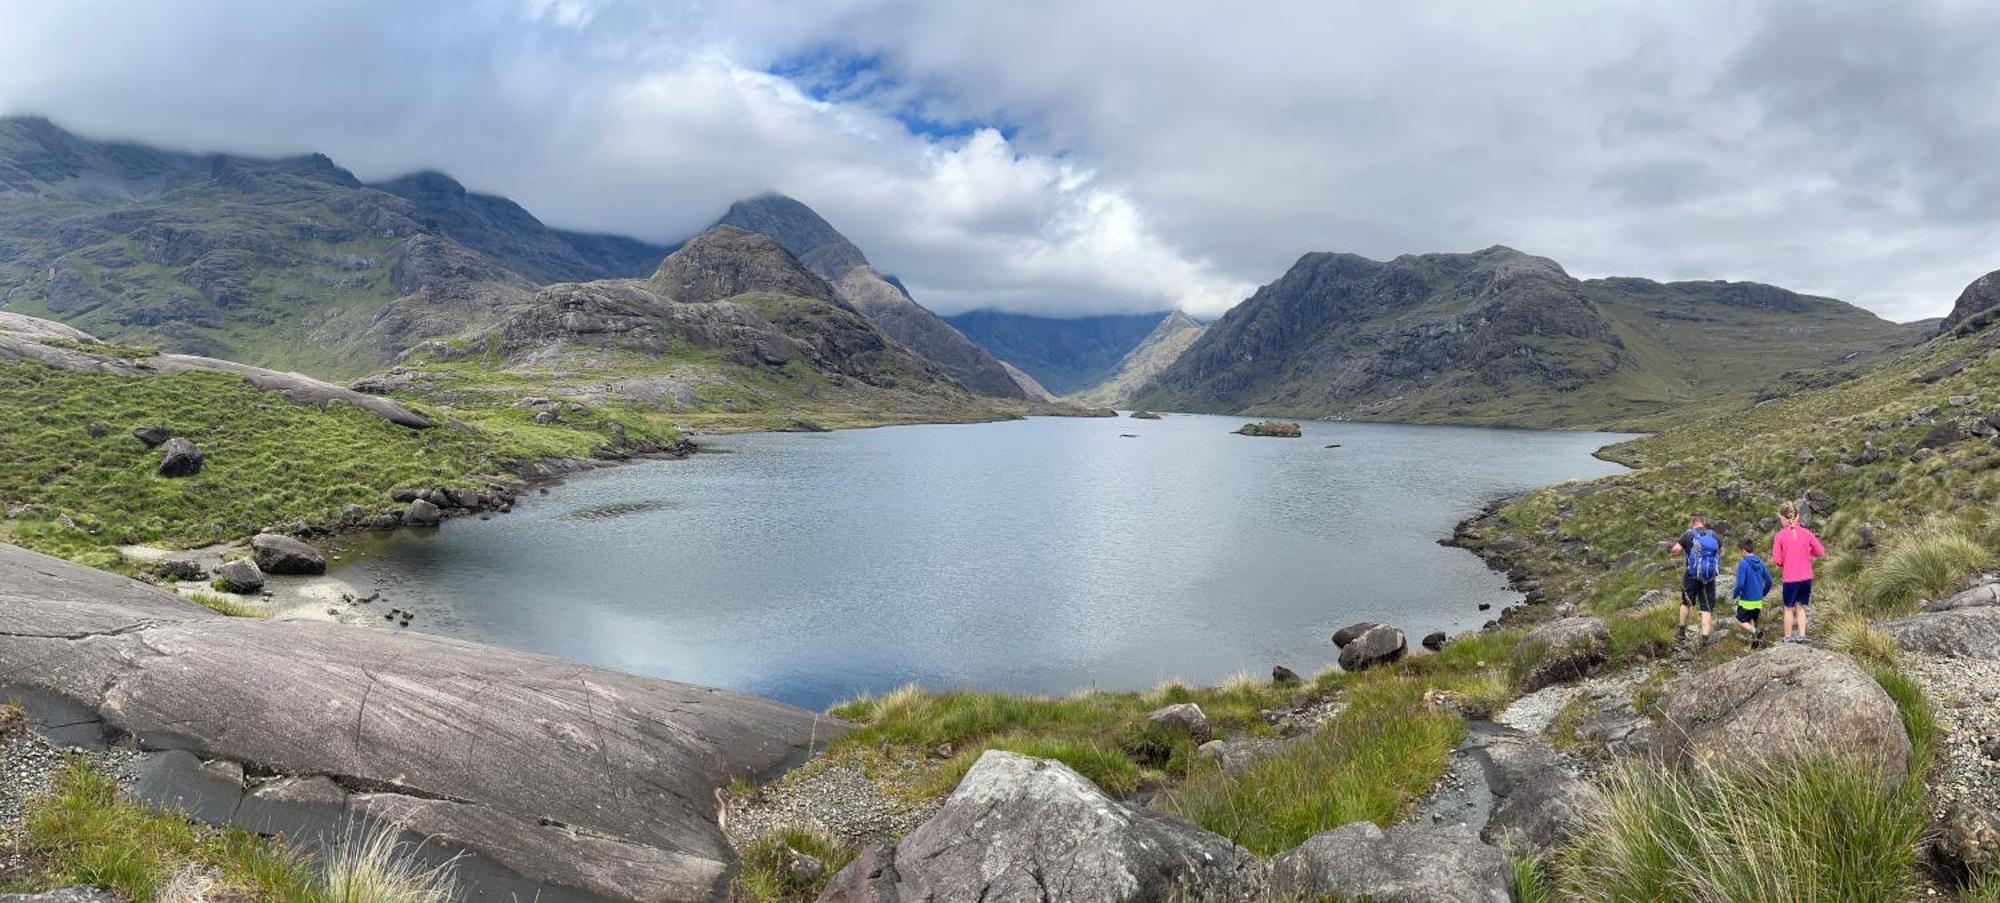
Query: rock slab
1657 643 1910 784
1884 606 2000 660
1514 617 1610 692
1268 821 1509 902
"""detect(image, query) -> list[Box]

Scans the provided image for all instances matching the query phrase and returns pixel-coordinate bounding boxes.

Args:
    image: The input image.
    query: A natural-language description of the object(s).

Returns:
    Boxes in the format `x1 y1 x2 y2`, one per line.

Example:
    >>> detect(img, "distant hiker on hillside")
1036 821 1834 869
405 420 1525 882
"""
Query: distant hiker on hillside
1771 501 1827 643
1671 513 1722 646
1731 536 1773 649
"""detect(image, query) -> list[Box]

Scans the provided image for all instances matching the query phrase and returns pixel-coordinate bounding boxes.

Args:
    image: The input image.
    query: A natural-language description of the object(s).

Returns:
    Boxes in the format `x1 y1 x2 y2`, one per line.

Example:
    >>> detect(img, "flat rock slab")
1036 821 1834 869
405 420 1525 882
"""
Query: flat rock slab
1884 606 2000 660
0 890 125 903
0 543 841 903
1269 821 1509 902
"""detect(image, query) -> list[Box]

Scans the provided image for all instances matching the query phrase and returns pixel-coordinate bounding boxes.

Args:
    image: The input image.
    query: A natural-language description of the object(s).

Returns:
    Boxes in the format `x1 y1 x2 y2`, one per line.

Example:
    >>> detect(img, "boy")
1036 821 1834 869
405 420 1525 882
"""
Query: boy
1670 513 1722 646
1771 500 1827 643
1731 536 1773 648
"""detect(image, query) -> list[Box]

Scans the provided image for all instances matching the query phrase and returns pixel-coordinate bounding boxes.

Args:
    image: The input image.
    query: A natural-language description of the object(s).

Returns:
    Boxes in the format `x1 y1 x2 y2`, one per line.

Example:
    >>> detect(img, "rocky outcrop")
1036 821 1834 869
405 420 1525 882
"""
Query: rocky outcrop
1656 644 1910 784
1233 420 1302 437
249 533 325 575
1477 734 1598 854
818 751 1262 902
1268 821 1509 902
1924 582 2000 612
211 558 264 594
1883 606 2000 660
1074 310 1208 407
156 437 202 477
0 543 840 903
1338 625 1406 671
1941 268 2000 336
1513 617 1610 692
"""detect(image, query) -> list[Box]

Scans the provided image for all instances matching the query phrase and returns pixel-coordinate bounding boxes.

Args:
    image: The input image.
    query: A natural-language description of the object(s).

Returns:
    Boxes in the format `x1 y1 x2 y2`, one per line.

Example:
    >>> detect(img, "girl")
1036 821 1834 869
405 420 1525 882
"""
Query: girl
1770 500 1827 643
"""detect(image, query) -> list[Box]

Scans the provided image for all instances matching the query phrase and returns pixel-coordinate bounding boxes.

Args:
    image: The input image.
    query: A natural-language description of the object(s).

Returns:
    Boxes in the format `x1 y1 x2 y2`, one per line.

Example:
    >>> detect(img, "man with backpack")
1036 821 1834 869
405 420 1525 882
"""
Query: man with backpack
1671 513 1723 647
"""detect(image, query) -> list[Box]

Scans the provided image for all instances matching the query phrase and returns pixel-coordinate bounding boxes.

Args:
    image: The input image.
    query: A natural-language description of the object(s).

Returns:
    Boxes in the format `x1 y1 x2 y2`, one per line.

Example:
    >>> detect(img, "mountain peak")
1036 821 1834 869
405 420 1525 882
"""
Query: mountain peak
1941 269 2000 336
648 225 842 306
377 169 467 198
716 193 870 280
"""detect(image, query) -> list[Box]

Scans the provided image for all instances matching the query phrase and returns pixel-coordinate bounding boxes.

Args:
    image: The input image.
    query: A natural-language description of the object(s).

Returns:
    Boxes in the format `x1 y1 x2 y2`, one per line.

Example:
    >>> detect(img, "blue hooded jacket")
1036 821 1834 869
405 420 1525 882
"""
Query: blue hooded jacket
1734 553 1773 603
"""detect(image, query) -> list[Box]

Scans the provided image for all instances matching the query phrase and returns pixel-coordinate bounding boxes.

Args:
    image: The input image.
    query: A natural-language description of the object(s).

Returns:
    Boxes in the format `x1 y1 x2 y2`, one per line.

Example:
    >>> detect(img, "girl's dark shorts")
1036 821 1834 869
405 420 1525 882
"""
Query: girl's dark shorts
1782 579 1813 608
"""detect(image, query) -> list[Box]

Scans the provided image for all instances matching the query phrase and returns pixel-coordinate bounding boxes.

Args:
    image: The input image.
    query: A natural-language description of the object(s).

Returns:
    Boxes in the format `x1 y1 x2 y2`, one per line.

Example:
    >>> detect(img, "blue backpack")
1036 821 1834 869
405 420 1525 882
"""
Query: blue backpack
1687 529 1721 581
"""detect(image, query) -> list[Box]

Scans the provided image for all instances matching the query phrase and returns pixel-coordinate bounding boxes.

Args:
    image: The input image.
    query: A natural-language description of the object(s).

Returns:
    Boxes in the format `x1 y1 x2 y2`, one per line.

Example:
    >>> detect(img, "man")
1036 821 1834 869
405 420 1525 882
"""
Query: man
1670 514 1723 646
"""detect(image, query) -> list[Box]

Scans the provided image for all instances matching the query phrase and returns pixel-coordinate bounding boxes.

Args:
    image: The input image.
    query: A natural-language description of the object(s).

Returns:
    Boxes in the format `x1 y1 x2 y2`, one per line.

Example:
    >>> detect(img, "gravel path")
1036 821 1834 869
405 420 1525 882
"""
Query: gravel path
1901 652 2000 871
721 757 942 850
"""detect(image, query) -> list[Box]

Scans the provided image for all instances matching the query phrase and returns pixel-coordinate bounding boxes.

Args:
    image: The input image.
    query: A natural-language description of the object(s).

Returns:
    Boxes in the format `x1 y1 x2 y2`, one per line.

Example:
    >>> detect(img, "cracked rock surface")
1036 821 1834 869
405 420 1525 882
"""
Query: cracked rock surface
0 543 843 903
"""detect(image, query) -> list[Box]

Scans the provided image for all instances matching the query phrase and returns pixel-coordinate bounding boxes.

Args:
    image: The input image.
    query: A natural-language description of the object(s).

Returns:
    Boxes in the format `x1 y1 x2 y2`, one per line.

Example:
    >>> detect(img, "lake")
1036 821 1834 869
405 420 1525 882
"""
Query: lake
332 414 1632 709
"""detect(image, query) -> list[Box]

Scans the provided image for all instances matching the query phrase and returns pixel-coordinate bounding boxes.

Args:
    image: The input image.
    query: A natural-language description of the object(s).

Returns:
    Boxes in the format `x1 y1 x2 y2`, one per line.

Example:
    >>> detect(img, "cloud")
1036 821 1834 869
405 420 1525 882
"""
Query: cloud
1 0 1997 320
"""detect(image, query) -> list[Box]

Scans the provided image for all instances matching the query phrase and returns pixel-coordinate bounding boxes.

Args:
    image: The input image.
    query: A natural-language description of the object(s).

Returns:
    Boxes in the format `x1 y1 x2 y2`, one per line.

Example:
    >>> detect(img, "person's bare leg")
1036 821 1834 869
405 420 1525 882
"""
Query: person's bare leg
1796 605 1808 640
1700 610 1713 637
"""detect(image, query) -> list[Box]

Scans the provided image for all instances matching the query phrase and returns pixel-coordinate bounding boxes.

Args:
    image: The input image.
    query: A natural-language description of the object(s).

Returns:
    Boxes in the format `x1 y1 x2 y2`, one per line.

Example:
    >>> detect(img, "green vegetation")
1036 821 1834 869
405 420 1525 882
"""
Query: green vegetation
1856 520 1991 614
1511 853 1553 903
182 588 269 618
10 757 455 902
734 828 857 902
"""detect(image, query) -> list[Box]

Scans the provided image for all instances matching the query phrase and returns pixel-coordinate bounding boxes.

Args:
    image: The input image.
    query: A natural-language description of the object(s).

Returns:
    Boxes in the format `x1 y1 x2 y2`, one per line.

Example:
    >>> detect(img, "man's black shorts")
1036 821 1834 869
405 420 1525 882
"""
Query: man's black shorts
1682 574 1718 612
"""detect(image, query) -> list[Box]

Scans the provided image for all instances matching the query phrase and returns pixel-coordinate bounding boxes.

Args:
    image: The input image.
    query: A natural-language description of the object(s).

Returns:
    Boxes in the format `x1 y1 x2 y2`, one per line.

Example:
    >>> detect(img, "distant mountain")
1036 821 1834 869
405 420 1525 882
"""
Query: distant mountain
1074 309 1207 407
715 193 1032 398
943 309 1166 395
1134 246 1921 429
0 116 660 378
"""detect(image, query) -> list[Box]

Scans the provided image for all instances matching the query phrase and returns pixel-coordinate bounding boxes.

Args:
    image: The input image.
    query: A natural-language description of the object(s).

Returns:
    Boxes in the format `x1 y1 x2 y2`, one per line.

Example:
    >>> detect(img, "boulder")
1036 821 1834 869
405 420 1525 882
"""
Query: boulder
1919 419 1967 449
212 559 264 594
1937 798 2000 878
1332 621 1384 648
1233 419 1302 438
1477 734 1598 854
1130 411 1163 420
0 543 840 903
390 487 423 502
156 437 202 477
156 558 203 581
0 890 126 903
1422 631 1448 651
1485 537 1530 556
1882 606 2000 660
1923 582 2000 613
1338 626 1407 672
1148 703 1214 744
817 751 1262 902
1271 665 1301 685
132 426 170 448
1657 643 1910 784
402 498 442 526
250 533 326 576
1193 737 1293 776
1513 617 1610 692
1268 821 1509 902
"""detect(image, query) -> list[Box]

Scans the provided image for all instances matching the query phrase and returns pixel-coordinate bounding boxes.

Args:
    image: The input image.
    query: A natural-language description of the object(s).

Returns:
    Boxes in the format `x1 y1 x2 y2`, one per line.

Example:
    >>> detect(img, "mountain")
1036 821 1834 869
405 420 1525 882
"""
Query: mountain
715 193 1033 398
1133 246 1921 429
943 309 1166 395
0 117 659 378
1074 309 1207 407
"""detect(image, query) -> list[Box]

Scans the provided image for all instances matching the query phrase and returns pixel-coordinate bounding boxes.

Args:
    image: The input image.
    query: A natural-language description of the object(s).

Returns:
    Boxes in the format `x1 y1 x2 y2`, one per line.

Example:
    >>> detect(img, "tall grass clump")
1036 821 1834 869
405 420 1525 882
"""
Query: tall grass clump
735 828 856 901
1511 853 1553 903
1856 520 1991 614
1557 757 1928 901
1826 613 1902 669
319 822 460 903
1159 677 1462 855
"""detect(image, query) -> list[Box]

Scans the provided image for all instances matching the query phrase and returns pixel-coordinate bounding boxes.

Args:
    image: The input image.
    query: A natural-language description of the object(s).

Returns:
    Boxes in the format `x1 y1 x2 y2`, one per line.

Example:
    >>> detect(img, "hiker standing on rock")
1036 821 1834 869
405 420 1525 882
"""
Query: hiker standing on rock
1771 500 1826 643
1671 513 1723 647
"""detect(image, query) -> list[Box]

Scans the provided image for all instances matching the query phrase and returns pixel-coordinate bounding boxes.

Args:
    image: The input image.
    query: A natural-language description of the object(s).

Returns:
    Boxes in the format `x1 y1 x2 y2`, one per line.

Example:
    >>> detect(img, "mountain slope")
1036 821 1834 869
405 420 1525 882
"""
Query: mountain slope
716 193 1030 398
943 309 1165 395
1074 309 1207 406
0 117 657 379
1135 246 1918 429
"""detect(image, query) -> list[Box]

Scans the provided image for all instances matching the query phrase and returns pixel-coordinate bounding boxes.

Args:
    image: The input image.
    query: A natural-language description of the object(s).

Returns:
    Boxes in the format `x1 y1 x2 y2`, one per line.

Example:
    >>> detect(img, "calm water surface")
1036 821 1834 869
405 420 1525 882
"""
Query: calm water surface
335 414 1632 709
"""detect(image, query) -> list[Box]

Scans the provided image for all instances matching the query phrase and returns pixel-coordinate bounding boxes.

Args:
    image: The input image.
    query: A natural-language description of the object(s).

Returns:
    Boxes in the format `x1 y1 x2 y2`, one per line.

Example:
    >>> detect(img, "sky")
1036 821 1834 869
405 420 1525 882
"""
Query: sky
2 0 1997 322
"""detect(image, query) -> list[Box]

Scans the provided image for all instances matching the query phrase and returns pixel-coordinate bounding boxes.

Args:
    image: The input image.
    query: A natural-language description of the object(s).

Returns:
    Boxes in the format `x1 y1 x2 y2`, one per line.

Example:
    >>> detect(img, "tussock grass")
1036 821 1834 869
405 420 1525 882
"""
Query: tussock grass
1856 520 1991 614
1827 613 1901 668
1556 756 1928 901
1511 853 1553 903
319 822 459 903
1158 677 1463 855
734 828 857 902
1966 870 2000 903
182 589 269 619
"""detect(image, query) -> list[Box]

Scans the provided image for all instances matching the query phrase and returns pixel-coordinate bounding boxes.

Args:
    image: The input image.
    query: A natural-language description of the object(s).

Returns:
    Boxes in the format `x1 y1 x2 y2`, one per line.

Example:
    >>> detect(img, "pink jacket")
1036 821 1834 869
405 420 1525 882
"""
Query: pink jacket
1771 524 1826 583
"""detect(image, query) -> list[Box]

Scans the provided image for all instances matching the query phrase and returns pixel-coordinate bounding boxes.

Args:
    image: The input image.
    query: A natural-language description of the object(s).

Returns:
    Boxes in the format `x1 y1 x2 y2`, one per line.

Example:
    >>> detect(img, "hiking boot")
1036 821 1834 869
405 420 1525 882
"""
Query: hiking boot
1675 626 1689 643
1698 633 1712 650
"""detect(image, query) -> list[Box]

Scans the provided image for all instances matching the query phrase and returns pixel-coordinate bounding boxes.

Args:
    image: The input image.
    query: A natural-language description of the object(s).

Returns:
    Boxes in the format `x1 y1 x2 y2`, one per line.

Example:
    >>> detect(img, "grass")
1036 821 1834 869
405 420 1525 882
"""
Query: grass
182 589 269 618
14 756 457 902
734 828 857 902
1855 520 1991 614
1512 852 1553 903
1157 677 1464 855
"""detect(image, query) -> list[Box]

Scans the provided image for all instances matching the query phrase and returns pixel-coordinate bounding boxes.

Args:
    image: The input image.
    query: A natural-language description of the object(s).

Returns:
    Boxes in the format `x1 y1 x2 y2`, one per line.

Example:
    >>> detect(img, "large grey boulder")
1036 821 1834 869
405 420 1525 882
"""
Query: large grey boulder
1883 606 2000 660
1148 703 1213 744
1924 581 2000 612
1657 643 1910 784
1332 621 1384 648
250 533 326 575
0 543 839 903
1268 821 1509 902
1338 625 1406 672
211 558 264 594
156 437 203 477
1193 737 1296 776
817 751 1262 902
1513 617 1610 692
402 497 442 526
1477 734 1598 854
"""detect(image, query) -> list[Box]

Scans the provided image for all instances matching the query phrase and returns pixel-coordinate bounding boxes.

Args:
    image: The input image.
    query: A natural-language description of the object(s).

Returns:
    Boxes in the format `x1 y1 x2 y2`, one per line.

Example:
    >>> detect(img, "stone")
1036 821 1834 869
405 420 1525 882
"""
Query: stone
390 487 423 502
1268 821 1509 902
1233 419 1302 437
1882 606 2000 660
250 533 326 575
1920 419 1967 449
1332 621 1384 648
1485 537 1530 555
0 543 838 903
156 557 203 581
1802 488 1836 517
235 775 350 843
1937 799 2000 877
1271 665 1301 685
0 890 126 903
1924 582 2000 613
340 503 366 522
1912 448 1938 464
1657 643 1910 785
819 751 1261 902
1194 737 1293 776
786 848 827 883
1796 449 1815 465
403 498 442 526
1422 630 1448 651
1148 702 1214 744
134 749 245 825
1130 410 1162 420
1630 588 1668 609
1513 617 1610 692
1478 734 1598 854
212 558 264 594
1338 625 1407 672
132 425 170 447
156 437 203 477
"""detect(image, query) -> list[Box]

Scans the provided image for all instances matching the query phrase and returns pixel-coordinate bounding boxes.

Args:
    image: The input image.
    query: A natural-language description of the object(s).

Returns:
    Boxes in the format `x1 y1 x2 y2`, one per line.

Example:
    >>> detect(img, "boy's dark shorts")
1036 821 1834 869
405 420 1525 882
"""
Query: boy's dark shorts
1782 579 1814 608
1682 574 1718 612
1735 604 1762 624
